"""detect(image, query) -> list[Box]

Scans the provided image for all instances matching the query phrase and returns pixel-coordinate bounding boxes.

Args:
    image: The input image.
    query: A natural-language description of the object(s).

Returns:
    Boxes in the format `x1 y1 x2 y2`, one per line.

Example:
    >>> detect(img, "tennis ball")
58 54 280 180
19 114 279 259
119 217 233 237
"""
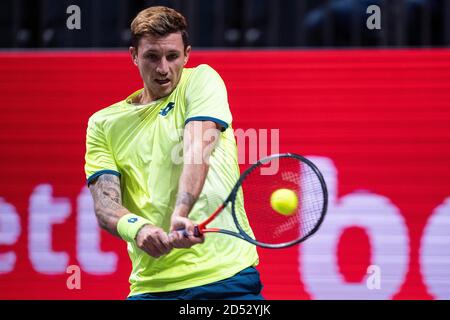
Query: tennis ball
270 188 298 215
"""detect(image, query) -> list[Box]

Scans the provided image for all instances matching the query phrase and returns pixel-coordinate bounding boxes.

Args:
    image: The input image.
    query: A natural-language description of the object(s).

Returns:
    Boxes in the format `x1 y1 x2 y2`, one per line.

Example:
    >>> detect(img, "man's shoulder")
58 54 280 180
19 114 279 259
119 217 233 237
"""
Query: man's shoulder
189 63 219 77
87 99 127 125
184 64 224 90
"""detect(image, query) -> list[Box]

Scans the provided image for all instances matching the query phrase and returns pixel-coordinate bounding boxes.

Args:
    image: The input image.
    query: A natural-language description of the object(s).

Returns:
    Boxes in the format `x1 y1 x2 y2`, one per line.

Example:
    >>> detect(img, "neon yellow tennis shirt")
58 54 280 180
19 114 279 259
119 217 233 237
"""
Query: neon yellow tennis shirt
85 64 258 296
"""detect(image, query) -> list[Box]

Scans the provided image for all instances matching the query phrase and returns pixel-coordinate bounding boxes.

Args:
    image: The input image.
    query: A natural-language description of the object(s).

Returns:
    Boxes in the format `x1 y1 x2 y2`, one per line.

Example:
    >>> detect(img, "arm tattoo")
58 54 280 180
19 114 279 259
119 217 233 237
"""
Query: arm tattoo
176 191 196 210
88 174 125 235
99 174 121 204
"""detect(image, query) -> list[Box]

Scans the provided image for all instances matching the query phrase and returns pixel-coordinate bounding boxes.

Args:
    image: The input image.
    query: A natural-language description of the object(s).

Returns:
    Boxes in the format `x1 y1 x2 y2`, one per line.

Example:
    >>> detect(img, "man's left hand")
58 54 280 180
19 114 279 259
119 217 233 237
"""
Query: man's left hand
169 214 205 248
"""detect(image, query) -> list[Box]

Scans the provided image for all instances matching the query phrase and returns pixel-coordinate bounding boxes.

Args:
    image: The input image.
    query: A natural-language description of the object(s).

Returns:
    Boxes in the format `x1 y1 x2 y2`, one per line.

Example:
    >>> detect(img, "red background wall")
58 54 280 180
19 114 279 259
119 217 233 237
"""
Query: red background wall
0 49 449 299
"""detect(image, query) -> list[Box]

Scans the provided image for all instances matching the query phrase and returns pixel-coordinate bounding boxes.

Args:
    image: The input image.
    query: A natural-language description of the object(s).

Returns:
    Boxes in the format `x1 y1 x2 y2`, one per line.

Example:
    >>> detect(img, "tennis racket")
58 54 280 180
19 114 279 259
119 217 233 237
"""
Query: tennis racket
182 153 328 249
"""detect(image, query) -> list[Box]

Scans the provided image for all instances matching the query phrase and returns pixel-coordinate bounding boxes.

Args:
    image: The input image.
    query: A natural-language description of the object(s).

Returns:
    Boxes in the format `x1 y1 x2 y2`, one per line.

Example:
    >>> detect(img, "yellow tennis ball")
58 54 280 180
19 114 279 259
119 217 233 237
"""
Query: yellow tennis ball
270 188 298 215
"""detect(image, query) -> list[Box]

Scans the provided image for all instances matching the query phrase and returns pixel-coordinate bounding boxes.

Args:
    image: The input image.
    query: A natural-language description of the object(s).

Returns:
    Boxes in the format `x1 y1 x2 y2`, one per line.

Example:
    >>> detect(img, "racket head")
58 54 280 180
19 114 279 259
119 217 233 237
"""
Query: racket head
230 153 328 249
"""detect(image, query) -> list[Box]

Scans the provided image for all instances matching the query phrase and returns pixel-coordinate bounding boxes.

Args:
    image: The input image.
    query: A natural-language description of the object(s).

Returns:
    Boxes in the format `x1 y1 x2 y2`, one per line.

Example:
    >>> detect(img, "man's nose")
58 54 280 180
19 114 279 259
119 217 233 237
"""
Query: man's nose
156 57 169 75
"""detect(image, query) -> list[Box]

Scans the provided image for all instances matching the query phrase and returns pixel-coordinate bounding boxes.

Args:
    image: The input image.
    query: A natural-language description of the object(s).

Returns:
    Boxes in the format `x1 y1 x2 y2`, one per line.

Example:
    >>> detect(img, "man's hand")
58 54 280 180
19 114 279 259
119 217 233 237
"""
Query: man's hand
135 224 173 258
169 214 205 248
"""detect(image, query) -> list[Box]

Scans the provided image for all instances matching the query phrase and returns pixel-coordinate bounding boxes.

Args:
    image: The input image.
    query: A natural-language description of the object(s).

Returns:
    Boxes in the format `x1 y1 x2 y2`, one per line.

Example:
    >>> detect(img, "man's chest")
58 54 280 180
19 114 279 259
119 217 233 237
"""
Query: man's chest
107 100 186 168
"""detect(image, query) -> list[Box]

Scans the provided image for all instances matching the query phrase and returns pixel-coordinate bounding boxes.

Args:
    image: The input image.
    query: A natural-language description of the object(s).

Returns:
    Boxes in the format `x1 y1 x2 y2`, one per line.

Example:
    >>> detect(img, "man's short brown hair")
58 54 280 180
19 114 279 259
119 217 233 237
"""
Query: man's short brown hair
130 6 189 50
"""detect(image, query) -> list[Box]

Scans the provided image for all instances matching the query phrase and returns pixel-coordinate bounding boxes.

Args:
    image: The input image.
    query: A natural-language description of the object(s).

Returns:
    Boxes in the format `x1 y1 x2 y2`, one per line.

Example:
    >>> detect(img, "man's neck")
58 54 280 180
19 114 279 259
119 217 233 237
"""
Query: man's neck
132 88 157 105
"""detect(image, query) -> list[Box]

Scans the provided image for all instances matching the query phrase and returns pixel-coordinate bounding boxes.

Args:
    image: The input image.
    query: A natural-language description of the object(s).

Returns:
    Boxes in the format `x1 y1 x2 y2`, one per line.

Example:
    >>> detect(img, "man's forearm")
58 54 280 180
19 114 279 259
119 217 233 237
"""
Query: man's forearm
174 121 219 217
174 163 209 217
89 174 130 237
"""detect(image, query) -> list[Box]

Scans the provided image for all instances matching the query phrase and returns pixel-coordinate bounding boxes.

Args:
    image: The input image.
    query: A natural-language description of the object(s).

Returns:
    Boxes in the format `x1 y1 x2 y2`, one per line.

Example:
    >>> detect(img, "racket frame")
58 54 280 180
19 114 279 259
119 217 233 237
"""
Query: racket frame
194 153 328 249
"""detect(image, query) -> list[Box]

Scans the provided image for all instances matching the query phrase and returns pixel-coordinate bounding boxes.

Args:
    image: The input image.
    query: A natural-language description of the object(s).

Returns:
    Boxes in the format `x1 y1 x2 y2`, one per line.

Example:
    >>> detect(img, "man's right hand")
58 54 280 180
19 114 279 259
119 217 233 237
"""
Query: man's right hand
135 224 173 258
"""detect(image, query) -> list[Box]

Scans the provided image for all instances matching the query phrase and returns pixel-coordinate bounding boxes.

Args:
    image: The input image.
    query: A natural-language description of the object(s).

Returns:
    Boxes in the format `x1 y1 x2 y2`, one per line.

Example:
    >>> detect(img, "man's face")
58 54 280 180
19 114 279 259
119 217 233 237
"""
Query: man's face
130 32 190 101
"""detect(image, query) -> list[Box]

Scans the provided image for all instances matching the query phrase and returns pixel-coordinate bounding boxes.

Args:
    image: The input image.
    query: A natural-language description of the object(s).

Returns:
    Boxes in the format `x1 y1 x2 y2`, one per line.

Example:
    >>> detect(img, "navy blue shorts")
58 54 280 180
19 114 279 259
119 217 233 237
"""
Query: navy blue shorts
127 266 264 300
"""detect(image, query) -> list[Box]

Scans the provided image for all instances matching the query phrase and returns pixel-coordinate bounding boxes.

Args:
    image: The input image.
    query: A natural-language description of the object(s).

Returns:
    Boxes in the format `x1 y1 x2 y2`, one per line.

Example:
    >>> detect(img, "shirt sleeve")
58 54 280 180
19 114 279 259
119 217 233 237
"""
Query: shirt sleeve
184 64 232 132
84 115 120 185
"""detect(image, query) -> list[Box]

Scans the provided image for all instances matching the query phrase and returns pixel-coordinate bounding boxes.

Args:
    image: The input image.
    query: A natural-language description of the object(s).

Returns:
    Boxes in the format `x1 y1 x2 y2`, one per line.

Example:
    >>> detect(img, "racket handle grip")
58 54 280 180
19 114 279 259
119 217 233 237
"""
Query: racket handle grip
178 226 201 237
193 226 201 237
181 229 189 237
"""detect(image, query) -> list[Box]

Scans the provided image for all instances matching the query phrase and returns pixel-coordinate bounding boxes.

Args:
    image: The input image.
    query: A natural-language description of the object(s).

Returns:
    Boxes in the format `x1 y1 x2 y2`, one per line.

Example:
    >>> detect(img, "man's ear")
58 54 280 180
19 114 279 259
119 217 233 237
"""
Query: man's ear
184 45 191 66
129 46 138 66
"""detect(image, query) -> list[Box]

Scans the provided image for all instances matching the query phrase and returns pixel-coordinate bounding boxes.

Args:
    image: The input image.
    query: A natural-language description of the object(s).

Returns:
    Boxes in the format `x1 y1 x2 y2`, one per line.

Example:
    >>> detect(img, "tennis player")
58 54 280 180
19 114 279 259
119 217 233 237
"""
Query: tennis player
84 6 263 299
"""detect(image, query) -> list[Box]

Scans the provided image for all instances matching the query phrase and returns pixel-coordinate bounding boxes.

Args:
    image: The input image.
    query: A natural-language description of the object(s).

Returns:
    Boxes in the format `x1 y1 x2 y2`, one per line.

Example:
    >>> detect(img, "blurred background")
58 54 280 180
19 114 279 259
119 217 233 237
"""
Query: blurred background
0 0 449 300
1 0 449 49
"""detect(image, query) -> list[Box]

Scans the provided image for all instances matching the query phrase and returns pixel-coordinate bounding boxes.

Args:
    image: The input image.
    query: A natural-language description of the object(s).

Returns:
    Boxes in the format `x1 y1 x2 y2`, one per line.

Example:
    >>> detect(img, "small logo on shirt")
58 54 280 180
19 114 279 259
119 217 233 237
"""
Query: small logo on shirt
159 102 175 116
128 217 138 223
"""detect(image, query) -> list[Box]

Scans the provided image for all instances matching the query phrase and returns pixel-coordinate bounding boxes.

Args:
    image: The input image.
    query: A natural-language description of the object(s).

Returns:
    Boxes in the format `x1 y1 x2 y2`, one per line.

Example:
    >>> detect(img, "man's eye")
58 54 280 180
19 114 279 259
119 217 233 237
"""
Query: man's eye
146 54 158 61
167 54 179 61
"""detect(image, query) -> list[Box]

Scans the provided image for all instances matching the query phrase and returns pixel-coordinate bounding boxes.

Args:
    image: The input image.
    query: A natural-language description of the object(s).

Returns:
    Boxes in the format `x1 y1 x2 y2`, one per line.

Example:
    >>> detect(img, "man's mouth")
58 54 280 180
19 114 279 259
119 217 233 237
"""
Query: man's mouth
155 79 170 85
